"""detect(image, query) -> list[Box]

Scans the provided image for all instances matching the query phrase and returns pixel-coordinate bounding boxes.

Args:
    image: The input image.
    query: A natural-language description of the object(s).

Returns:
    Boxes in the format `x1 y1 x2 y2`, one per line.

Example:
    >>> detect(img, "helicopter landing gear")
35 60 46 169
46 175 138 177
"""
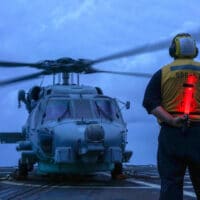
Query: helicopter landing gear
13 159 29 180
111 162 126 180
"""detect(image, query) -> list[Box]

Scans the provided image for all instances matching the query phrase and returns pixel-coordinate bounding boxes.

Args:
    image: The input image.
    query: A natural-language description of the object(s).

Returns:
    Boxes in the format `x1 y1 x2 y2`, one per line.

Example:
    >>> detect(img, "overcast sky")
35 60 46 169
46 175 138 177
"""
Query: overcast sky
0 0 200 166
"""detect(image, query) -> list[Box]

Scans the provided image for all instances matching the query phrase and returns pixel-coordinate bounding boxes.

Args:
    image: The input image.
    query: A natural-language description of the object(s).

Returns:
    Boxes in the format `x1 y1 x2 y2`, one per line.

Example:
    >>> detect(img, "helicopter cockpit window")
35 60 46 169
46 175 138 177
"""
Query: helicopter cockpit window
43 99 71 122
73 99 93 119
94 99 121 122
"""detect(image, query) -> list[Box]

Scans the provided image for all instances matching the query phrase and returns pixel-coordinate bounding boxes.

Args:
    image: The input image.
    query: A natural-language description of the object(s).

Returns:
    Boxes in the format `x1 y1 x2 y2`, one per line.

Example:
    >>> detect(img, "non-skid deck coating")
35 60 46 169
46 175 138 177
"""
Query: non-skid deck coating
0 165 196 200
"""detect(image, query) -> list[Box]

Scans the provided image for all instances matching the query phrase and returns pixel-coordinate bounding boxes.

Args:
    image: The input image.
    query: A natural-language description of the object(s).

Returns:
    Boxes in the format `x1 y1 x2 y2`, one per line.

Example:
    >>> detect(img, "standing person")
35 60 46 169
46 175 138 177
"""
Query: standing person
143 33 200 200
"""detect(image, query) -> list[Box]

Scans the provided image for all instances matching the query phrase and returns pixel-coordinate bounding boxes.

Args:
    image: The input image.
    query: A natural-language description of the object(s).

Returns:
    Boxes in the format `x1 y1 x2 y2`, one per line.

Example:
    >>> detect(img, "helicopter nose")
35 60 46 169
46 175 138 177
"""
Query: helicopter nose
78 124 105 155
85 124 104 143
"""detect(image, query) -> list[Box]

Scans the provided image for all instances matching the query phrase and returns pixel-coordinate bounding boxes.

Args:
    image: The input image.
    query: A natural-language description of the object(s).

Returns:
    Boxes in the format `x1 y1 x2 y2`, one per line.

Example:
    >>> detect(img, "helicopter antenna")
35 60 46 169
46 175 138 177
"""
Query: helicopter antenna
53 73 56 85
40 75 45 87
71 73 74 84
58 73 62 85
62 72 70 85
77 73 80 86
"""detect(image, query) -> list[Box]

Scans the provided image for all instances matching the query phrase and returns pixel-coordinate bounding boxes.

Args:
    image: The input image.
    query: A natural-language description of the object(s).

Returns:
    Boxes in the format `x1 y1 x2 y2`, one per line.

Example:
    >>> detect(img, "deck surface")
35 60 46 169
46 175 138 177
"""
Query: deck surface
0 165 196 200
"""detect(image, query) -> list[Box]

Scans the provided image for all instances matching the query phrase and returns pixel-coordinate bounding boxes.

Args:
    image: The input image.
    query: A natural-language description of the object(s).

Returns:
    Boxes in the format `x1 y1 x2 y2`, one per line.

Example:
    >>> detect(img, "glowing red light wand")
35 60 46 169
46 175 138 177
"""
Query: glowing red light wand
182 75 196 132
183 83 194 115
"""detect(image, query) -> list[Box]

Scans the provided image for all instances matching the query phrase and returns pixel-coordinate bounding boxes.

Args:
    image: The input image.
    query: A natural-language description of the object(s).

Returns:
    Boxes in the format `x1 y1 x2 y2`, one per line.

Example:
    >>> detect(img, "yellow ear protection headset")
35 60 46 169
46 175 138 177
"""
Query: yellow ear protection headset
169 33 198 58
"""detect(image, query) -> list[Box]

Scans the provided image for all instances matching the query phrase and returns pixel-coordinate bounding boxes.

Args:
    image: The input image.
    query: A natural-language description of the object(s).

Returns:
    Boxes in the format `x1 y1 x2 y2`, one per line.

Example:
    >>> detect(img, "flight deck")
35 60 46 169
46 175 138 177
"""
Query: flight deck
0 165 196 200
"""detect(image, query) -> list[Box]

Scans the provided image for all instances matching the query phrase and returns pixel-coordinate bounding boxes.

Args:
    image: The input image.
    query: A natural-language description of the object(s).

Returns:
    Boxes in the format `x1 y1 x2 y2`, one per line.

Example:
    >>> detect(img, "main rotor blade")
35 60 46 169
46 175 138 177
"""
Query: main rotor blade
0 58 76 69
91 39 170 65
0 71 46 86
91 29 200 65
90 68 152 78
0 61 42 68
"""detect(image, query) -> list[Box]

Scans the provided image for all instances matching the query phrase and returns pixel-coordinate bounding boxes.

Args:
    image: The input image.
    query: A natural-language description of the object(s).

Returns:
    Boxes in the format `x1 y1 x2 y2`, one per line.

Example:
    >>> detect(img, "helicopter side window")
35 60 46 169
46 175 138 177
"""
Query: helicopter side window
94 99 122 122
43 99 71 122
94 100 113 121
73 99 93 119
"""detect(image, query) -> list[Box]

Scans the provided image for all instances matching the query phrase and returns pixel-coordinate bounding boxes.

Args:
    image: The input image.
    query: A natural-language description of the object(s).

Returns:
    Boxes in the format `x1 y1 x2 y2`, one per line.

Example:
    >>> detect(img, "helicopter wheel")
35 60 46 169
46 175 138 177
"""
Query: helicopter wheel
27 163 34 172
111 162 124 180
14 159 28 180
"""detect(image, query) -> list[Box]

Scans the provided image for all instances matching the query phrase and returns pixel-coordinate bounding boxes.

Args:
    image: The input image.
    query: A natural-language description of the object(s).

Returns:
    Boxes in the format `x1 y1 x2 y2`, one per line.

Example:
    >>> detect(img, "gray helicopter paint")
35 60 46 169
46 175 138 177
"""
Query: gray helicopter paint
11 84 131 175
33 120 126 173
42 85 99 96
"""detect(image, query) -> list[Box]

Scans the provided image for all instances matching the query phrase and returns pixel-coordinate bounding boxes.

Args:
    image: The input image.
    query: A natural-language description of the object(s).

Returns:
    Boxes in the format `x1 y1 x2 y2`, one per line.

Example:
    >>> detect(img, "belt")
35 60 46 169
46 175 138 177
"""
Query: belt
189 121 200 127
160 121 200 127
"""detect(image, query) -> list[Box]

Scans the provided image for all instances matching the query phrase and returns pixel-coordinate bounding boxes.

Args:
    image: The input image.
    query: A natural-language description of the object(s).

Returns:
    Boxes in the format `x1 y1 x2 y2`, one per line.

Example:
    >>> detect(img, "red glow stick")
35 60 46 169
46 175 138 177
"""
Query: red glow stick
184 87 193 115
183 75 196 115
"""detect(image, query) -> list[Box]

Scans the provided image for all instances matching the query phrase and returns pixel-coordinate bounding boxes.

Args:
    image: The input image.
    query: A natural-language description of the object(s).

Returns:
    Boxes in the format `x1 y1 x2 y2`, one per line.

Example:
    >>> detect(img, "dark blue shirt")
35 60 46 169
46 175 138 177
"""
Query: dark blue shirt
143 69 162 114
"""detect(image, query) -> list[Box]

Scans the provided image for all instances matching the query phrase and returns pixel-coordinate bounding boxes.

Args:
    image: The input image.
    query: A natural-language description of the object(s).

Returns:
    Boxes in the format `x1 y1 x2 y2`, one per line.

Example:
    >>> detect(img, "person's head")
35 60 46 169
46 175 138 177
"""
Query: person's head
169 33 198 59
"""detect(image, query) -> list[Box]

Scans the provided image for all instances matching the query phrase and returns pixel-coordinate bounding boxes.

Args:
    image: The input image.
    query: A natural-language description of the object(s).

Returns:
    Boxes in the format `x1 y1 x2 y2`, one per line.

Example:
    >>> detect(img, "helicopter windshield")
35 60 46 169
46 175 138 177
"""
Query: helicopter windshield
72 99 120 122
43 98 122 123
73 99 93 119
44 99 71 122
94 99 118 121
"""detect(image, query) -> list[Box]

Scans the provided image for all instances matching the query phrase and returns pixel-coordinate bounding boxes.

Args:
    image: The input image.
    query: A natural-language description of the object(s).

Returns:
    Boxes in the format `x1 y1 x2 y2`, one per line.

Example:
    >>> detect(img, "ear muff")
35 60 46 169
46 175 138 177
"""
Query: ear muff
169 33 198 58
169 42 176 57
195 47 199 57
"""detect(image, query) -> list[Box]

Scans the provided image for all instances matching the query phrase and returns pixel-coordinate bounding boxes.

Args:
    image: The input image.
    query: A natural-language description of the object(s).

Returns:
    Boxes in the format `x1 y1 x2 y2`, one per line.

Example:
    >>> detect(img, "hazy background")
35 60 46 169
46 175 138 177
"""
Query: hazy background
0 0 200 166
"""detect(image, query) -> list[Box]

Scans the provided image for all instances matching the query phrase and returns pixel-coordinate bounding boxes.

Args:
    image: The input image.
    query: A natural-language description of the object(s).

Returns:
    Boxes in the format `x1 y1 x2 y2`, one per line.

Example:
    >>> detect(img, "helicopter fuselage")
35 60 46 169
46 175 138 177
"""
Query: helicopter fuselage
17 84 131 175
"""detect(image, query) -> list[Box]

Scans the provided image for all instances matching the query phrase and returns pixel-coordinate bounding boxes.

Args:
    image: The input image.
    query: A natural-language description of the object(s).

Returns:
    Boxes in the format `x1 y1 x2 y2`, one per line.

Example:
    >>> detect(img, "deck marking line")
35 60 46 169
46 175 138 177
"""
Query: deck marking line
127 178 196 198
184 181 192 184
184 186 193 189
0 181 160 189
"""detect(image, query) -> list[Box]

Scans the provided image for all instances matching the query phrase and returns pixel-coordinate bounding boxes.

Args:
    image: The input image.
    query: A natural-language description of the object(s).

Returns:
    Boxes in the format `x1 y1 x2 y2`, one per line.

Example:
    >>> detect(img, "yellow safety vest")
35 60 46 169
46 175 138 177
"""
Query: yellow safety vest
161 59 200 121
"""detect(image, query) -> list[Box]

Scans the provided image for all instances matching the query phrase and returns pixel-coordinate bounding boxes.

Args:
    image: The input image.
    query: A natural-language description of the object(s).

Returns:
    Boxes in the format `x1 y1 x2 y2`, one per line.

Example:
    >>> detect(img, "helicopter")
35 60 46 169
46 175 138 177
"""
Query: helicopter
0 58 150 180
0 32 199 179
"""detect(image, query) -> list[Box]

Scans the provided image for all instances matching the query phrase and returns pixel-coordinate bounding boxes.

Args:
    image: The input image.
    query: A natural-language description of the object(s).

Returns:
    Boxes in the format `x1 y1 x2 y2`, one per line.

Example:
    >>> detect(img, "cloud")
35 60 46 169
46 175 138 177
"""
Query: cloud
52 0 96 29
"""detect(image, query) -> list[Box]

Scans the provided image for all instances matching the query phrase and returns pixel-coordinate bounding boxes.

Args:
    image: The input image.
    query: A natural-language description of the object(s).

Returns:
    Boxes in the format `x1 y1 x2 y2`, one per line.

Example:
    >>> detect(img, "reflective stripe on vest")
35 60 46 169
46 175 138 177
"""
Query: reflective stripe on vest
161 59 200 120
